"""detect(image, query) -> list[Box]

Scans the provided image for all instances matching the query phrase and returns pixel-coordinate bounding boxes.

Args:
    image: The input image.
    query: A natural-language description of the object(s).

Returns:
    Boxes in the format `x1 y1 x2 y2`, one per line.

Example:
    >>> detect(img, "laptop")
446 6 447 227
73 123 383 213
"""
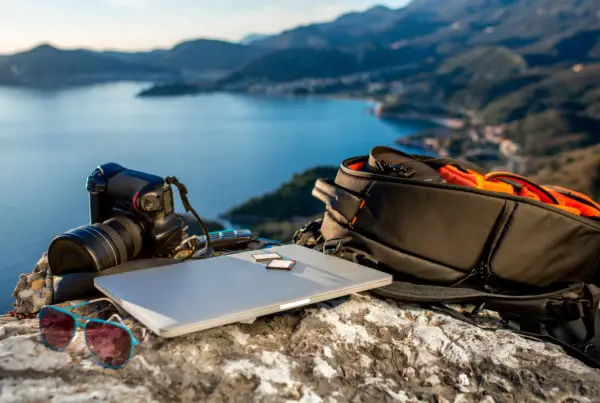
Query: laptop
93 244 392 338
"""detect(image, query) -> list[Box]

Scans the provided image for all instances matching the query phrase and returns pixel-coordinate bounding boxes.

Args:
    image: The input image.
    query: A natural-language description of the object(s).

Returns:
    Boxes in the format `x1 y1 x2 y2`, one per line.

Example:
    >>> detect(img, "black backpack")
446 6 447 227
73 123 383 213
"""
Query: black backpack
293 146 600 368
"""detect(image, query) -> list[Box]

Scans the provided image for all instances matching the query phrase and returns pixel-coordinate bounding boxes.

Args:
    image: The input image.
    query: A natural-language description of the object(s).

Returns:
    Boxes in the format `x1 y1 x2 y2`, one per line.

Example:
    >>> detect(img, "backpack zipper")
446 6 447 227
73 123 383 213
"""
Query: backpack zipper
451 201 516 289
478 202 517 290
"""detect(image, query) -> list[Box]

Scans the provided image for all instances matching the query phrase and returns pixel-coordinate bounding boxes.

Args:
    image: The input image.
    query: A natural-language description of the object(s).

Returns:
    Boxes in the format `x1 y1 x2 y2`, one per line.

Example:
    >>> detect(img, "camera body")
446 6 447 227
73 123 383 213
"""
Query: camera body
87 162 185 256
48 163 187 275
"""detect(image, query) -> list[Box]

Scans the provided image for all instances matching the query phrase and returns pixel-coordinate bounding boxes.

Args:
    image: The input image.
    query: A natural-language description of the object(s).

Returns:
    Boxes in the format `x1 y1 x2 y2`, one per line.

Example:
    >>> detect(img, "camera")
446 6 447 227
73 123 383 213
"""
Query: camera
47 163 192 275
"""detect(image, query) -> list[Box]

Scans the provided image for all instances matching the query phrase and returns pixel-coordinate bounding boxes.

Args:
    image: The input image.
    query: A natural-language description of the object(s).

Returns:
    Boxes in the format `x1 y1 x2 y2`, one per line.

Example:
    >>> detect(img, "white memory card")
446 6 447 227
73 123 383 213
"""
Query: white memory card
252 252 282 262
267 260 296 271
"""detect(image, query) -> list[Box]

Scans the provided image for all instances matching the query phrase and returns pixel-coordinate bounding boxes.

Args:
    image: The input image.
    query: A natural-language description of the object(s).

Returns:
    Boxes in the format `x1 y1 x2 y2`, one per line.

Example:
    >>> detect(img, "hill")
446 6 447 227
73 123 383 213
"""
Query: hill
0 39 271 88
220 49 359 84
528 143 600 201
222 0 600 87
437 46 528 82
240 34 272 45
252 0 600 57
505 110 600 156
221 166 337 241
104 39 270 76
481 64 600 124
219 45 437 86
3 0 599 91
254 5 408 50
0 44 178 86
142 39 269 73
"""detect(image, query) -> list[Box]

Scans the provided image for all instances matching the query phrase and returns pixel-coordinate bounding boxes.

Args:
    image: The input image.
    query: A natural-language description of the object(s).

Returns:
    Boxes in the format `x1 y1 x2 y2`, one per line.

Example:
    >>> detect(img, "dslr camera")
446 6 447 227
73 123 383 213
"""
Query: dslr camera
48 163 199 275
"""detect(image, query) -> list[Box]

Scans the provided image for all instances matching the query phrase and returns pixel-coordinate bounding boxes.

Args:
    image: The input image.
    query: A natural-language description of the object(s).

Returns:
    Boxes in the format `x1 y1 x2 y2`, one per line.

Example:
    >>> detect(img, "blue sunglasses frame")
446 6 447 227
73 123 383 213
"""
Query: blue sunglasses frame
38 298 140 369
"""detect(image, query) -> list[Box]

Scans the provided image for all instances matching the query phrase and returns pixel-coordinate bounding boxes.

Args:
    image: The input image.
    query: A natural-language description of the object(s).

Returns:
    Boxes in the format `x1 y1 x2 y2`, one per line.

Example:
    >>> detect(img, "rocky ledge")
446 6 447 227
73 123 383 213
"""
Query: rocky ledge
1 293 600 403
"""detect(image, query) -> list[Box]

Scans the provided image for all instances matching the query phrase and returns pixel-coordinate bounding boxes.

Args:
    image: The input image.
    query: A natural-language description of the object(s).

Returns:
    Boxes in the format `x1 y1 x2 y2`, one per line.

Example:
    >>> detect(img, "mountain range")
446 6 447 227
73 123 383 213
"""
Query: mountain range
1 0 598 87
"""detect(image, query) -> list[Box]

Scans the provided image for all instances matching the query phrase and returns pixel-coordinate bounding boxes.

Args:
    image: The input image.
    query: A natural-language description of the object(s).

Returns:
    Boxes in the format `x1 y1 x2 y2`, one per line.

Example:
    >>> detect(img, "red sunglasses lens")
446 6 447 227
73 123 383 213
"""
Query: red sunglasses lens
39 307 76 350
85 321 132 367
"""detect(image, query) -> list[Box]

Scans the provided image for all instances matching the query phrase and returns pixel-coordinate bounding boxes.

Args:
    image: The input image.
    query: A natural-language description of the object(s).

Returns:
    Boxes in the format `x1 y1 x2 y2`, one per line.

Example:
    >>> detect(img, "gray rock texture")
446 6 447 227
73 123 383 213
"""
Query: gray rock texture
1 293 600 403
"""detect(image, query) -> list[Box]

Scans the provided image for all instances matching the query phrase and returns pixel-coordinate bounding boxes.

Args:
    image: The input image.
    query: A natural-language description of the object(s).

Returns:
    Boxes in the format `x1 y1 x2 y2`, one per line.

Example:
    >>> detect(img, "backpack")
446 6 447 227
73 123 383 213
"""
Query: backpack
293 146 600 368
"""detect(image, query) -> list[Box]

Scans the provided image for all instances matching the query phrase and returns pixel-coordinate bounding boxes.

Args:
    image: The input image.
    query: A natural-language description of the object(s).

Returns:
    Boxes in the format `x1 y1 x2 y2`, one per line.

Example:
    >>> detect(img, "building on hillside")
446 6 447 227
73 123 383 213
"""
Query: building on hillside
500 139 521 157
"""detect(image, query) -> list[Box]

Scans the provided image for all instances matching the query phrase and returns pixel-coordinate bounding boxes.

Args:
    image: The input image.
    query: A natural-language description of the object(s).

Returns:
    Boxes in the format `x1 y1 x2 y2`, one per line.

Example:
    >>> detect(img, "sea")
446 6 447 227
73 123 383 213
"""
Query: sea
0 81 436 312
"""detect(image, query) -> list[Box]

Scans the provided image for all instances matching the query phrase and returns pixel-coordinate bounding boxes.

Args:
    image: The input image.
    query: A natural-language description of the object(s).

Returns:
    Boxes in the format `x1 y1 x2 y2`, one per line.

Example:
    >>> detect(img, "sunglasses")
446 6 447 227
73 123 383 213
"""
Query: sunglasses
38 298 140 369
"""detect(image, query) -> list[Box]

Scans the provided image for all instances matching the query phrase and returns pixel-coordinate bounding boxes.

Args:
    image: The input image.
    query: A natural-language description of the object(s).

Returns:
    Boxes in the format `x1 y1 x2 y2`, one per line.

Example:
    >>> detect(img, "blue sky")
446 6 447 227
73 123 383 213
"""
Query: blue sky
0 0 410 53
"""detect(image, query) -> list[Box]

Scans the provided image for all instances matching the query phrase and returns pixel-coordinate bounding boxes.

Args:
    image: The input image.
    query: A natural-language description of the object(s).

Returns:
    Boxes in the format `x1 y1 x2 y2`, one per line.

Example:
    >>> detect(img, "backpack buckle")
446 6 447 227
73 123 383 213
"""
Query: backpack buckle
375 160 416 178
389 165 416 178
322 237 352 256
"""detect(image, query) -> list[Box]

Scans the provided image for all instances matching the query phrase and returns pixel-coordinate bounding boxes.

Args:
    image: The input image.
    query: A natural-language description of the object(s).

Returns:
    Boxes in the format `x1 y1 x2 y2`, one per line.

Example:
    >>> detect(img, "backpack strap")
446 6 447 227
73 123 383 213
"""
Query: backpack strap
484 172 559 204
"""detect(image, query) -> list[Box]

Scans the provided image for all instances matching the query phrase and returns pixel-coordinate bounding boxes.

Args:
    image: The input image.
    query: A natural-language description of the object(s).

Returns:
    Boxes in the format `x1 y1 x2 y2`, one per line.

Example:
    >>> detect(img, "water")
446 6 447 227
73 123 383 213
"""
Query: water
0 82 435 312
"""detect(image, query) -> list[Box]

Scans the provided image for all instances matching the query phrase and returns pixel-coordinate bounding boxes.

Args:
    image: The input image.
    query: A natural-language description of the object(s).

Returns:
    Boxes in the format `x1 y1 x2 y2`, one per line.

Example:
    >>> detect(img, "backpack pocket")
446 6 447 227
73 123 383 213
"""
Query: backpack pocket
489 202 600 286
320 212 466 283
352 181 507 274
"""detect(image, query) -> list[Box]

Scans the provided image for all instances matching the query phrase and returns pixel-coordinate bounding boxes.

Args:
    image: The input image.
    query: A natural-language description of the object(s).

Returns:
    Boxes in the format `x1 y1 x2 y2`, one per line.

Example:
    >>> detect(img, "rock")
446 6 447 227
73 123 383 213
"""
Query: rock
1 294 600 402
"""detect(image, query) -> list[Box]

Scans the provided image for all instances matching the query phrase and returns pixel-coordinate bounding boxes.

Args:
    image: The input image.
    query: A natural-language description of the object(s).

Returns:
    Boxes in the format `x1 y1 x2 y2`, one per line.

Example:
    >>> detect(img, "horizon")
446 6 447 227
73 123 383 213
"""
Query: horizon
0 0 409 54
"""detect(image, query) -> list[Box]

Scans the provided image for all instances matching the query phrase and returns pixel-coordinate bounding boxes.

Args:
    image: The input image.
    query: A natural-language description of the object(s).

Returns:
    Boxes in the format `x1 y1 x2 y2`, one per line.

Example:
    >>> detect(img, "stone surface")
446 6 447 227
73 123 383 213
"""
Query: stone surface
1 294 600 403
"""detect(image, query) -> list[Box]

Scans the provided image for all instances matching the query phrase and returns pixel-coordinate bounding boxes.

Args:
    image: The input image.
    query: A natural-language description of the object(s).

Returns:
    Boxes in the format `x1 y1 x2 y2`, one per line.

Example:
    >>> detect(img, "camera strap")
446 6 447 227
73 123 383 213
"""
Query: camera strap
165 176 212 253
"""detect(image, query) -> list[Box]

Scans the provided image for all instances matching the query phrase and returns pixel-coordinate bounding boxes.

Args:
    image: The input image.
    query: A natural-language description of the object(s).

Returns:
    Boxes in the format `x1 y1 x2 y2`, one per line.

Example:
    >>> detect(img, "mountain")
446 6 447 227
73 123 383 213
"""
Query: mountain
481 64 600 124
220 45 437 85
0 44 178 86
240 34 272 45
254 5 443 50
0 38 272 87
221 166 338 226
105 39 271 77
234 0 599 84
529 143 600 201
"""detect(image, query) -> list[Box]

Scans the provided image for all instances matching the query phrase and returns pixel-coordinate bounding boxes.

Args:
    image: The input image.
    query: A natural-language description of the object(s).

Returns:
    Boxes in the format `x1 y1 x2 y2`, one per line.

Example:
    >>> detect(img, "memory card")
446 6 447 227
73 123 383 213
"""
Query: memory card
267 260 296 271
252 252 282 262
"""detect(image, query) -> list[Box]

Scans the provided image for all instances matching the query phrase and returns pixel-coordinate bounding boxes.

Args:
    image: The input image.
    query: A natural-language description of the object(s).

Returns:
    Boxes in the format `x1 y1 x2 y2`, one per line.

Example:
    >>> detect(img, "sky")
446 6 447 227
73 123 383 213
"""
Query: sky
0 0 410 53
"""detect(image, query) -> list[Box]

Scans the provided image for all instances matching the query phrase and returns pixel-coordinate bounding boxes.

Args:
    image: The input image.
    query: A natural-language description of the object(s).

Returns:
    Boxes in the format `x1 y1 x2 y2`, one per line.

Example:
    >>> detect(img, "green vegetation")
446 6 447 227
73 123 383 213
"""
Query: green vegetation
528 144 600 201
437 47 528 83
505 110 600 156
220 49 359 84
481 65 600 124
222 166 337 227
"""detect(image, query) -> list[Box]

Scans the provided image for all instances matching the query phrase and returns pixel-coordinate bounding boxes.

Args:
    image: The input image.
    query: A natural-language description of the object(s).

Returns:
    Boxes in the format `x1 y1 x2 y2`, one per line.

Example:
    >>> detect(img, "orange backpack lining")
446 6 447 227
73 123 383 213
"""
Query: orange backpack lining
346 159 600 218
440 165 600 218
347 161 366 171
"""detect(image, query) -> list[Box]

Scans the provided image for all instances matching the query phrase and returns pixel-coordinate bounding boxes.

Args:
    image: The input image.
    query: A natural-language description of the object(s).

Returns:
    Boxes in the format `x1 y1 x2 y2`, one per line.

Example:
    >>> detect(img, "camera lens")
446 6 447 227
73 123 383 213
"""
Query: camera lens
48 214 144 275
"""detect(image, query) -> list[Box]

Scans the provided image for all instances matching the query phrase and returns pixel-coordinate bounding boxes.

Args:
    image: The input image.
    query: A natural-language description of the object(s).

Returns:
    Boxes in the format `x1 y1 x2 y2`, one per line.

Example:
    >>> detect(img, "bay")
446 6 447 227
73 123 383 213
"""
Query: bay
0 81 435 312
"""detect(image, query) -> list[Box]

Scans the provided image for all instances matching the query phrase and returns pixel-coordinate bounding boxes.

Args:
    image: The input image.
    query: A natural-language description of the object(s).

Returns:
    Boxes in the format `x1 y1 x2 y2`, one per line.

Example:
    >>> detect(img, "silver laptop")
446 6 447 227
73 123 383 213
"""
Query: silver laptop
93 244 392 338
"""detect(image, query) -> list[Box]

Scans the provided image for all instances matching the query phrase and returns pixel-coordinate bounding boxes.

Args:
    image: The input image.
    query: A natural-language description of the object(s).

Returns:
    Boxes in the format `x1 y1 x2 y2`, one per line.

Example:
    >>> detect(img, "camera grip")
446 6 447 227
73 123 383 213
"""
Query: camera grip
89 193 112 224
